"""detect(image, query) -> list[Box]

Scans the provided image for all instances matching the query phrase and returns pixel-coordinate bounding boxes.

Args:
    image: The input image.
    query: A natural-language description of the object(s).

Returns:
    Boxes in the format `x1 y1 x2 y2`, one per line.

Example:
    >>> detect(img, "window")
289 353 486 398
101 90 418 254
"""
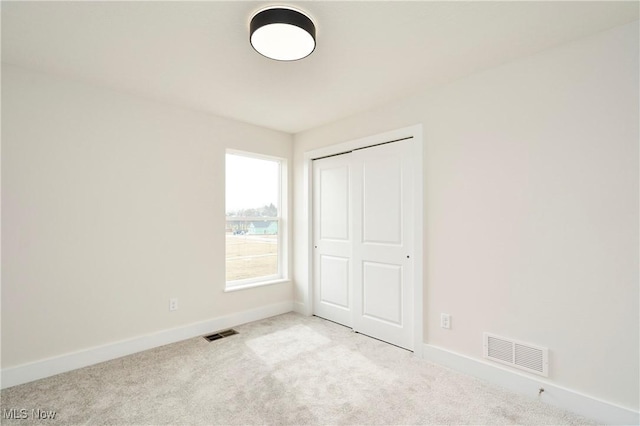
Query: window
225 151 285 289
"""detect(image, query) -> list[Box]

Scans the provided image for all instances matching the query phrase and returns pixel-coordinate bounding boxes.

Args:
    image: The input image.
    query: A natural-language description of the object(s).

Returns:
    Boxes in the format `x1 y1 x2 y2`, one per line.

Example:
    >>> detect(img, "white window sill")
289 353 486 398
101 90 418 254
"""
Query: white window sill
224 278 290 293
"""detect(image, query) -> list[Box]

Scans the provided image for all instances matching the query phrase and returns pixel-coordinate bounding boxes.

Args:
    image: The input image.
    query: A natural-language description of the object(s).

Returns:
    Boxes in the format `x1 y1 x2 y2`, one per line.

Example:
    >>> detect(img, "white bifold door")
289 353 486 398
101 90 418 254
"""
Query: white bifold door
313 139 414 350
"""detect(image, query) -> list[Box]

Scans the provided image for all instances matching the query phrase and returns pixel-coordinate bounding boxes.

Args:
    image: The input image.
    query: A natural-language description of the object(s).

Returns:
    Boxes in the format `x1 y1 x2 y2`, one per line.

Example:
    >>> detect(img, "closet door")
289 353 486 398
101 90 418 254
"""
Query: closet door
312 138 414 351
351 139 414 350
312 154 353 327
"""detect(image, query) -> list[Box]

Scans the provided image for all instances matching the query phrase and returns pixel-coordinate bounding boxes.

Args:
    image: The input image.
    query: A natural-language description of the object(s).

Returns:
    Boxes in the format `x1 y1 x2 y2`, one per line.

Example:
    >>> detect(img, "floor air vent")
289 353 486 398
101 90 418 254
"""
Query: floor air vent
483 333 548 377
204 329 238 342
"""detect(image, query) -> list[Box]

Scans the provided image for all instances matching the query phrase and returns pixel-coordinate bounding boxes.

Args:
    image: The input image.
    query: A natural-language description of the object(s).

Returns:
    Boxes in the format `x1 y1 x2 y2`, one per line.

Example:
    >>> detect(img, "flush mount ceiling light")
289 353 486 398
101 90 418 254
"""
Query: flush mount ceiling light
250 7 316 61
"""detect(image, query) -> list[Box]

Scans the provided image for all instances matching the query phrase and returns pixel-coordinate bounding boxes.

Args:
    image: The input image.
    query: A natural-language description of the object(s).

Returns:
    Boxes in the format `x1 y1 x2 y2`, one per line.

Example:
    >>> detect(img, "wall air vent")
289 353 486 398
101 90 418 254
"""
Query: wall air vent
483 333 548 377
204 329 238 342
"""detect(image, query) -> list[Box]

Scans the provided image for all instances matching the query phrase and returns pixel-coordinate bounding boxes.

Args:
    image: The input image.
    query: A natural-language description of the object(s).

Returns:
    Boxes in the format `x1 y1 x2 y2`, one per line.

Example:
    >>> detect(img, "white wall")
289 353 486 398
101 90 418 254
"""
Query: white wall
1 65 293 368
293 21 639 410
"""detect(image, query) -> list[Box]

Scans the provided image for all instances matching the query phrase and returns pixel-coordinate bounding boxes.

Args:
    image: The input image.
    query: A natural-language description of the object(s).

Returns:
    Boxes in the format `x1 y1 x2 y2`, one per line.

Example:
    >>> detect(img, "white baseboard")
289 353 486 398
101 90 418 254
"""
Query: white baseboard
1 301 293 390
293 301 310 315
423 344 639 425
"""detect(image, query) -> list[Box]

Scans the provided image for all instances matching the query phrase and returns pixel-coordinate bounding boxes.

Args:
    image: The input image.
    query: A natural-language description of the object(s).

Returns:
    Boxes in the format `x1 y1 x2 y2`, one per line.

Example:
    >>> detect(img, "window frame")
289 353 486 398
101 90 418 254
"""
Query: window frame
224 150 288 291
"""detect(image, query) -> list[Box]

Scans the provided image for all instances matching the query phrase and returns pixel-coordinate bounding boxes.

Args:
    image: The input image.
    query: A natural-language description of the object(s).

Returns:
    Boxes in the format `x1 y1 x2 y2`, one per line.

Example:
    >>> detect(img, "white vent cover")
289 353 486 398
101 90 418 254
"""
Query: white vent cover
483 333 549 377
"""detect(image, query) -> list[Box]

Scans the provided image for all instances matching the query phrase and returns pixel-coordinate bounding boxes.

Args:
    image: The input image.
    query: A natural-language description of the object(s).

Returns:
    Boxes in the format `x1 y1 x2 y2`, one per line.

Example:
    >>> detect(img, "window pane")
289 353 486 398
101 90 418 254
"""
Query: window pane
226 154 278 216
225 153 281 284
225 220 278 281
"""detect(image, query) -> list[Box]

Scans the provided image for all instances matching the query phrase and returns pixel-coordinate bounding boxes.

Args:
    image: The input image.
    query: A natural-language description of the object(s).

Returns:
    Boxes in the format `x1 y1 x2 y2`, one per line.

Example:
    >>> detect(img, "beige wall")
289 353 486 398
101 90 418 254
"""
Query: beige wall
293 21 639 409
1 65 293 367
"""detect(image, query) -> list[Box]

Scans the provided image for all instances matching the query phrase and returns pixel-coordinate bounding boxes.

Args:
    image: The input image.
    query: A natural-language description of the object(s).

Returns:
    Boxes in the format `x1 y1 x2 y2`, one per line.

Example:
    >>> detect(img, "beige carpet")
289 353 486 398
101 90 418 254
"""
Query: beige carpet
1 313 593 425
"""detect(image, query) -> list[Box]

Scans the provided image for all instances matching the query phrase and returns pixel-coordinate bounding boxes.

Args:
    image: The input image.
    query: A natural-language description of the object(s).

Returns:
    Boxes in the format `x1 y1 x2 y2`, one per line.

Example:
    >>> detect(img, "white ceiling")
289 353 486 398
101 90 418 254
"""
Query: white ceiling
2 1 638 134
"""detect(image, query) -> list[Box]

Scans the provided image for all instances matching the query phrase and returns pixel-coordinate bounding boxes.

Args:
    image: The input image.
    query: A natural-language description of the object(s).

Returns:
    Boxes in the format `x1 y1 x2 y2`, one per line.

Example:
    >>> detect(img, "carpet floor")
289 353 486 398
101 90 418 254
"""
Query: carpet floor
1 313 593 425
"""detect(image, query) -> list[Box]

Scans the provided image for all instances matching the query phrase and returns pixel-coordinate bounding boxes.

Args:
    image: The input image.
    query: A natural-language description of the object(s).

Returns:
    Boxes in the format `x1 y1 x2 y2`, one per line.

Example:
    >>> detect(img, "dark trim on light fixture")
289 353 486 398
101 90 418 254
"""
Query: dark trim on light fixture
250 7 316 61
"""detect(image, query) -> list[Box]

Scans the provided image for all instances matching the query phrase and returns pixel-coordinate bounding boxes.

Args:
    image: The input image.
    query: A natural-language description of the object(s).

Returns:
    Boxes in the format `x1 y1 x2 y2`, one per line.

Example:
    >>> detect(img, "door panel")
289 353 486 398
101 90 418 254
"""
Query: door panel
319 166 349 240
319 255 350 308
352 139 414 350
362 261 402 325
313 155 352 327
363 156 402 245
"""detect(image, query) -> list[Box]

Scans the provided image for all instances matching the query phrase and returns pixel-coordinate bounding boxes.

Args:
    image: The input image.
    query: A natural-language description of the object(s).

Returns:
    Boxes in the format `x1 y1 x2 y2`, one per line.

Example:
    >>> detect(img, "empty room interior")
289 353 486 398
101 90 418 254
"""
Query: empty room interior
1 1 638 425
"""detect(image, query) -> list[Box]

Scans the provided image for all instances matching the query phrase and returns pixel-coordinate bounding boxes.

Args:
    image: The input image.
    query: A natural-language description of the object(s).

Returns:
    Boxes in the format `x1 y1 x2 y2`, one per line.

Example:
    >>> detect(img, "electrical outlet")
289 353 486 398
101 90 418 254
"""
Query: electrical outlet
440 313 451 329
169 298 178 311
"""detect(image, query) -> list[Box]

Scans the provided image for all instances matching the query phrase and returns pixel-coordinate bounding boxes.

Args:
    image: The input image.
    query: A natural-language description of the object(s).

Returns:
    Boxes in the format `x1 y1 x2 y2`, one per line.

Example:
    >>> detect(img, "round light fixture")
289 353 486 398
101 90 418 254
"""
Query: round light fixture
250 7 316 61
